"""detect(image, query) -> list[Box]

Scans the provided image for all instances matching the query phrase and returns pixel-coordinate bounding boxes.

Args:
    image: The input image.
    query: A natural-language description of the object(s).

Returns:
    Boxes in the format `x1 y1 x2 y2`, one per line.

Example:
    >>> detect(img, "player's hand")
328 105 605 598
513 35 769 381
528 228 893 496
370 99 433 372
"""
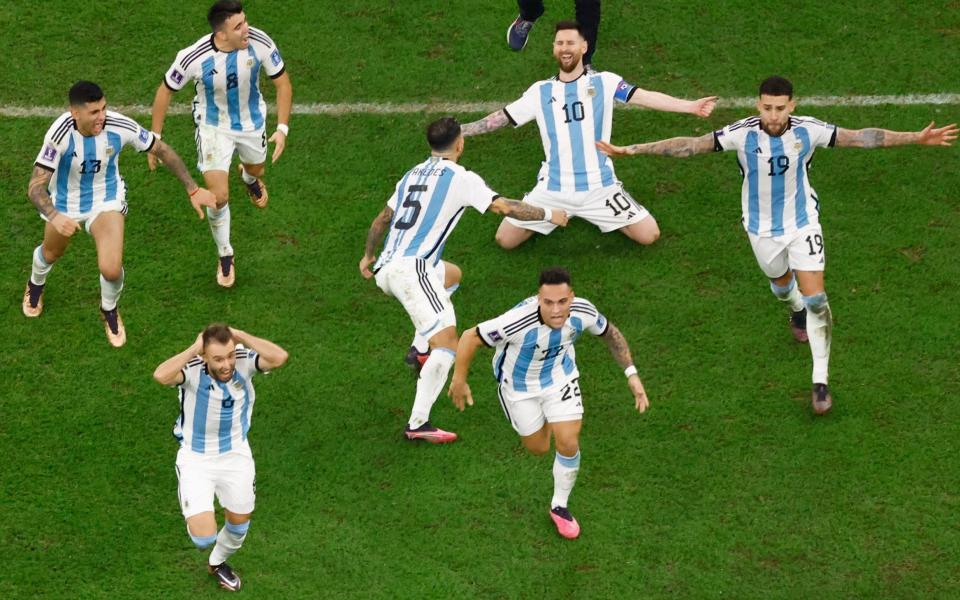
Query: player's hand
918 121 958 146
691 96 718 118
596 140 636 158
269 130 286 163
549 209 569 227
188 187 217 219
628 375 649 413
359 255 376 279
191 332 204 355
50 212 80 237
448 379 474 411
147 152 163 171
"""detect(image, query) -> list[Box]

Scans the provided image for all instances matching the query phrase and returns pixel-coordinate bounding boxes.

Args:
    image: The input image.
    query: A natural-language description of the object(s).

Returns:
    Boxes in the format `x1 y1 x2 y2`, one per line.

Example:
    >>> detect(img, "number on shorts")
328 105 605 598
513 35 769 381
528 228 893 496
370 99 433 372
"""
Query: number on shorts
261 130 267 149
805 233 824 256
560 378 581 402
605 192 632 217
395 184 427 230
767 155 790 176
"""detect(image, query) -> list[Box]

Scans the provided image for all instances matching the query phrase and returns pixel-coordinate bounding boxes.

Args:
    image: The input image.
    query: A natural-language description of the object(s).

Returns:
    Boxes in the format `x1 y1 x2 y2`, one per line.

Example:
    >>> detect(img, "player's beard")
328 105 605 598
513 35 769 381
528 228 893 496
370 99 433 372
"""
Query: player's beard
762 121 787 137
557 54 581 74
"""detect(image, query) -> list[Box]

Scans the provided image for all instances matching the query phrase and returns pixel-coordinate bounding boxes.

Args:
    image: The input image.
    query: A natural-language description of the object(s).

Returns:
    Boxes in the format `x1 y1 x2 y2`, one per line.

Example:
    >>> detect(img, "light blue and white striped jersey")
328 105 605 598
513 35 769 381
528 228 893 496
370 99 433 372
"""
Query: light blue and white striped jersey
174 347 261 456
714 115 837 237
373 157 498 271
35 111 156 219
477 296 608 399
504 71 637 194
163 27 285 133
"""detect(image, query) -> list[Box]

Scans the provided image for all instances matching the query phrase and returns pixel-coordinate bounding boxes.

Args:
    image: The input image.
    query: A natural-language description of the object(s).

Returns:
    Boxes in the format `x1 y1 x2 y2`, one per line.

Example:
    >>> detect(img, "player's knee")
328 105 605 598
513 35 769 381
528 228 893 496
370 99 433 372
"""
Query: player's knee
494 230 519 250
190 533 217 549
99 265 123 282
627 220 660 245
802 292 829 315
770 277 796 299
554 440 580 457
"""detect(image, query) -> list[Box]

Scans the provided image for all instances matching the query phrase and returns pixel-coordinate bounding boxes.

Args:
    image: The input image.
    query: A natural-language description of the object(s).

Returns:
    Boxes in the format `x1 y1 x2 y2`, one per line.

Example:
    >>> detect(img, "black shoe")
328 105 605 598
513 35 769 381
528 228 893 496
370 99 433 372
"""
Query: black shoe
812 383 832 415
208 562 242 592
790 309 808 343
403 346 430 376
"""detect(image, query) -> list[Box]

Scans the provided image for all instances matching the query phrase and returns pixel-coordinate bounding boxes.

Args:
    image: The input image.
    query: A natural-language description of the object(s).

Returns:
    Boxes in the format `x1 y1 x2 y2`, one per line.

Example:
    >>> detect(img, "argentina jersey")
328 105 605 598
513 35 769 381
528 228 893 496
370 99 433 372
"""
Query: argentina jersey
477 297 609 399
164 27 285 132
34 111 156 219
174 347 261 456
504 71 637 194
374 157 498 271
714 115 837 237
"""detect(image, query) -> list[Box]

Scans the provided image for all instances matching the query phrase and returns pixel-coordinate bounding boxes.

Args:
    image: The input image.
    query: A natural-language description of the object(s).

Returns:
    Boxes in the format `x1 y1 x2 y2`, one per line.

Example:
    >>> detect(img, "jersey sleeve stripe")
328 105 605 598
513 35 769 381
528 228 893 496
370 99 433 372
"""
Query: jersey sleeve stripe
268 65 286 80
248 28 273 47
52 117 76 144
477 326 493 348
502 107 518 127
179 41 214 70
34 162 55 172
504 311 540 335
105 119 139 134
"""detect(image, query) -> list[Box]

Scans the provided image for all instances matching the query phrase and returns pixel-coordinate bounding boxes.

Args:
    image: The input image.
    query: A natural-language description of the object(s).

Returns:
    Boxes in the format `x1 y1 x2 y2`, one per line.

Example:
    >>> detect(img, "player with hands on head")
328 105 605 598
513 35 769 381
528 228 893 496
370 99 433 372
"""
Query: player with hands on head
360 116 568 444
22 80 216 347
597 75 958 415
153 324 288 592
463 20 716 250
150 0 293 288
448 267 648 539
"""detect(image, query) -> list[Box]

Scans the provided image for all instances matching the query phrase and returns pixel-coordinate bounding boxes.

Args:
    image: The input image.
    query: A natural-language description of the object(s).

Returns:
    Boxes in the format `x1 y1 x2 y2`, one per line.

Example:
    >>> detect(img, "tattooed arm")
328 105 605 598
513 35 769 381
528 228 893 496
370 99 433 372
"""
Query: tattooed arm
359 206 394 278
461 110 511 137
28 165 79 236
597 133 715 159
148 140 217 218
489 197 569 226
836 121 958 149
601 322 650 412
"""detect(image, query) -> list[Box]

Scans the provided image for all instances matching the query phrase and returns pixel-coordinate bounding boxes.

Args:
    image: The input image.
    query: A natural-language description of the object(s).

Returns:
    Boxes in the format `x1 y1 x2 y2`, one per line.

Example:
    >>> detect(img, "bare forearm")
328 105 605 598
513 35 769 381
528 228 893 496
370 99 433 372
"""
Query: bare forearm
153 345 199 385
27 167 56 217
631 89 695 114
452 329 484 382
628 134 714 158
461 110 510 136
151 84 172 134
274 75 292 126
837 127 918 149
494 198 546 221
152 141 198 192
602 323 635 369
232 329 288 369
364 208 393 256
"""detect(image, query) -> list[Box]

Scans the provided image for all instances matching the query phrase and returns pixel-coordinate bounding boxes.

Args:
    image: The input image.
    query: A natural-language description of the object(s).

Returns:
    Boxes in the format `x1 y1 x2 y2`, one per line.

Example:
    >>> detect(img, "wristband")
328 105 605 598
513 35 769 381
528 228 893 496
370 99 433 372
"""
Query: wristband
542 207 553 222
276 123 289 136
189 187 201 197
624 365 638 378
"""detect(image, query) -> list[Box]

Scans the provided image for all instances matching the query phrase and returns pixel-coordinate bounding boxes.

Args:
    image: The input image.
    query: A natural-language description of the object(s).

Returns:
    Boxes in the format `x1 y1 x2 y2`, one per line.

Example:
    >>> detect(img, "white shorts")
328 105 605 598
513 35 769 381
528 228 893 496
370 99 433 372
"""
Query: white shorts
505 182 650 234
41 200 127 234
748 223 826 279
195 124 267 173
175 443 256 519
375 258 454 338
498 377 584 437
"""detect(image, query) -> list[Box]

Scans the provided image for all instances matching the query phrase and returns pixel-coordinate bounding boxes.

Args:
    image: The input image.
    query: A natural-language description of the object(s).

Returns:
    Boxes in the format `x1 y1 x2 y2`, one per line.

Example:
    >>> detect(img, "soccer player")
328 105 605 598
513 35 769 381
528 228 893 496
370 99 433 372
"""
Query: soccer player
360 117 569 443
153 324 288 592
448 267 648 539
597 75 958 414
22 81 216 347
149 0 293 288
463 20 716 250
507 1 601 69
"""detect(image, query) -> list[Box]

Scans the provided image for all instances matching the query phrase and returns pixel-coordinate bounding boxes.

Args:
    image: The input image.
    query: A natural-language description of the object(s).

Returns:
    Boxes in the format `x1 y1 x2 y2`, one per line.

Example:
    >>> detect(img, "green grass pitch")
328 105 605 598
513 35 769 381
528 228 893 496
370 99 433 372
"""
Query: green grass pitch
1 1 959 598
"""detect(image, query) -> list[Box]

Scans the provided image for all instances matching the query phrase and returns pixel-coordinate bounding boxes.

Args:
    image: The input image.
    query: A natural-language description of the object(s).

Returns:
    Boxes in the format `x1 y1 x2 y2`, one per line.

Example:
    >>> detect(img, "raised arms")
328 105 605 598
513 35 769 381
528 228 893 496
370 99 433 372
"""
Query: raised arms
358 206 394 278
152 333 203 386
597 132 716 159
229 327 289 371
629 89 718 118
835 121 958 149
600 322 649 412
461 110 511 137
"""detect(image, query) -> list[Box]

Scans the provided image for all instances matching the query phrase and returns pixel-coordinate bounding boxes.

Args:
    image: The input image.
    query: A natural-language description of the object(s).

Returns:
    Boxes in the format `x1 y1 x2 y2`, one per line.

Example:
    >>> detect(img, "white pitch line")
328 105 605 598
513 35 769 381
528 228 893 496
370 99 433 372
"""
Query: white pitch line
1 94 958 118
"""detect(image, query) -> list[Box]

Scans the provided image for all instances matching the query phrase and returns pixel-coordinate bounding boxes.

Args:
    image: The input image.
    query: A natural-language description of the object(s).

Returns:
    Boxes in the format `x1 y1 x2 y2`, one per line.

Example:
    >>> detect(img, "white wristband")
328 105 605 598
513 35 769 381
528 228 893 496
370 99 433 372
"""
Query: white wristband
624 365 638 378
276 123 289 136
542 207 553 222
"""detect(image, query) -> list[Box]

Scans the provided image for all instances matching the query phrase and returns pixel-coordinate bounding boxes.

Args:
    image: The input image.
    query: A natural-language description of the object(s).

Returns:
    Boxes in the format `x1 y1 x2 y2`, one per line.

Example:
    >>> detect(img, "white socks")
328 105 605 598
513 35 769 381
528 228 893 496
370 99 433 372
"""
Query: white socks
239 166 257 185
408 348 455 429
803 293 832 384
770 276 804 312
30 245 52 285
99 269 124 311
551 450 581 509
208 520 249 566
206 205 234 257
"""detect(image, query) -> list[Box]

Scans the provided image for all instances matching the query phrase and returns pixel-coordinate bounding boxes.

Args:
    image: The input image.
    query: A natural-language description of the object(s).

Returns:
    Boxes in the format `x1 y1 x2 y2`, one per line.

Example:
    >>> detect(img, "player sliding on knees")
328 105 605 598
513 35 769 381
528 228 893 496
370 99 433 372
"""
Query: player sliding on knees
598 75 958 415
22 80 216 347
448 267 649 539
360 117 569 443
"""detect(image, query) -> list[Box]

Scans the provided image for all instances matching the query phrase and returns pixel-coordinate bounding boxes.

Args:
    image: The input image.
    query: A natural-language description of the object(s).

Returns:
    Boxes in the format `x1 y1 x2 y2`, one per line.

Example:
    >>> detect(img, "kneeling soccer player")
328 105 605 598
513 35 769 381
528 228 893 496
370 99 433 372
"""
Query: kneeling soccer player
448 267 649 539
153 324 288 591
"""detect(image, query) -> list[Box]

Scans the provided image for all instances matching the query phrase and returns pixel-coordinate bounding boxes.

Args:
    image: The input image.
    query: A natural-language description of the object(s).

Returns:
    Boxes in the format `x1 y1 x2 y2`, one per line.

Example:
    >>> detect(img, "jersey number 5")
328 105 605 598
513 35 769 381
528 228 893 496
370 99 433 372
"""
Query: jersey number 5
395 184 427 230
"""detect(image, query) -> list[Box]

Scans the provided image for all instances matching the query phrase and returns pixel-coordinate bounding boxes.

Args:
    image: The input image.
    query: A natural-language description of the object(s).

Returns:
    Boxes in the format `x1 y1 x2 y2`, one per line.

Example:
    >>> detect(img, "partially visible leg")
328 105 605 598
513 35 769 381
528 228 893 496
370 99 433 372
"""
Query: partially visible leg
90 211 127 346
208 509 252 567
508 1 545 51
406 325 459 441
410 261 462 358
575 0 602 66
23 221 72 316
495 219 536 250
203 170 235 287
238 161 268 208
547 419 583 539
518 0 546 21
797 269 833 414
618 215 660 246
770 269 808 343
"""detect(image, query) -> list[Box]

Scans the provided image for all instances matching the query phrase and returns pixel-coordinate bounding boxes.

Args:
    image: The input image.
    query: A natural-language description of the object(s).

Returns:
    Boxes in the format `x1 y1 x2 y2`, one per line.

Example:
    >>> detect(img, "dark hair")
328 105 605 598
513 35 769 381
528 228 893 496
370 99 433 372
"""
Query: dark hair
554 20 585 37
539 267 572 287
68 81 104 106
202 323 234 349
208 0 243 31
426 117 461 151
759 76 793 99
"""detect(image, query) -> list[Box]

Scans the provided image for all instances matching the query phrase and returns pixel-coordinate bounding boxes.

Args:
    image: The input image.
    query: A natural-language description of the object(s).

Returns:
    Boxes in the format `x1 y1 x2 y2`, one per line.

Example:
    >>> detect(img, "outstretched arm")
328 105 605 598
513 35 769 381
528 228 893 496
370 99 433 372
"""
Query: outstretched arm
359 206 394 278
836 121 958 149
28 165 80 237
600 322 649 412
629 89 717 118
153 333 203 386
597 132 715 159
448 327 486 410
230 328 289 371
148 140 217 218
490 197 569 226
461 110 511 137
